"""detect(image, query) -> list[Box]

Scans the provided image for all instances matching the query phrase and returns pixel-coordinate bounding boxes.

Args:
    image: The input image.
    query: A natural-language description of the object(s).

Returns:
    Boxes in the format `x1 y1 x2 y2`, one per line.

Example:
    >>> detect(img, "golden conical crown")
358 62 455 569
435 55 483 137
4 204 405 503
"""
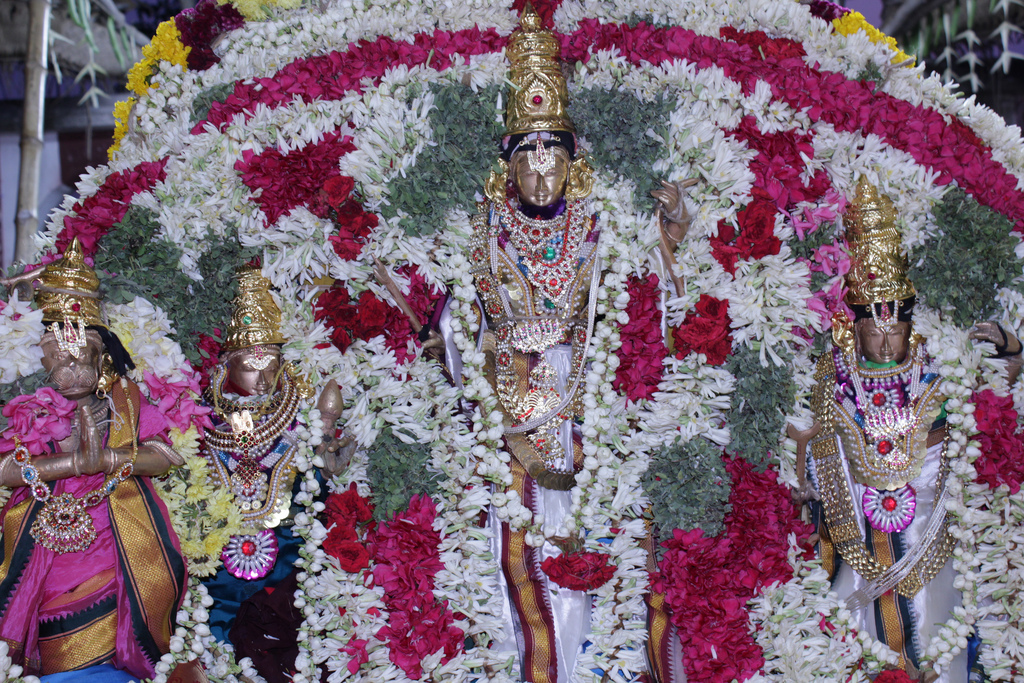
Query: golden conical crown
222 266 287 352
35 238 105 328
504 3 575 136
843 177 916 306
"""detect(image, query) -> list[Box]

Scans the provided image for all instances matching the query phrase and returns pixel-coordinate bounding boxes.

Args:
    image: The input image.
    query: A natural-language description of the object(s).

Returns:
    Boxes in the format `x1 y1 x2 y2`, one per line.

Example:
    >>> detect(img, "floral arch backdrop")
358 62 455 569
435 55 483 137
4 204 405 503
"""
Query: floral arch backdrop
2 0 1024 681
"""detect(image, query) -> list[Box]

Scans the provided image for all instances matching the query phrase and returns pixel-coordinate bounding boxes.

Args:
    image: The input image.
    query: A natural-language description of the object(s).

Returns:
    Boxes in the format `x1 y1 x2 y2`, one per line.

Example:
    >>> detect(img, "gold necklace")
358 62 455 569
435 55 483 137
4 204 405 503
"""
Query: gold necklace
204 364 299 455
809 351 954 598
499 199 591 307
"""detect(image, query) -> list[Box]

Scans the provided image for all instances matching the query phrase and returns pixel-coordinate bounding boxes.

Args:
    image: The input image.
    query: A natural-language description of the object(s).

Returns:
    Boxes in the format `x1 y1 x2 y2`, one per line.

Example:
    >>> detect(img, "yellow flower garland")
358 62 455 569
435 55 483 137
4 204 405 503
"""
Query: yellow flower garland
126 20 191 97
832 11 914 66
157 430 245 577
108 98 136 161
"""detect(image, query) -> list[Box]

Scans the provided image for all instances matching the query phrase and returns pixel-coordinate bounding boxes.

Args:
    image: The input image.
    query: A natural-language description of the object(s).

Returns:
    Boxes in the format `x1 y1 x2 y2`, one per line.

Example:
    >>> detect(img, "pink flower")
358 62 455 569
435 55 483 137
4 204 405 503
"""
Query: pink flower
143 371 213 434
0 388 77 456
343 639 369 674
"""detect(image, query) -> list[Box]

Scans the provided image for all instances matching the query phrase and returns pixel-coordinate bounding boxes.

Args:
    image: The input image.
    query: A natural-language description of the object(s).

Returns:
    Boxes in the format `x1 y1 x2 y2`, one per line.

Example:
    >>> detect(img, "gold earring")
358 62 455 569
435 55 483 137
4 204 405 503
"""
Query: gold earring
485 159 510 204
95 353 117 398
564 157 594 200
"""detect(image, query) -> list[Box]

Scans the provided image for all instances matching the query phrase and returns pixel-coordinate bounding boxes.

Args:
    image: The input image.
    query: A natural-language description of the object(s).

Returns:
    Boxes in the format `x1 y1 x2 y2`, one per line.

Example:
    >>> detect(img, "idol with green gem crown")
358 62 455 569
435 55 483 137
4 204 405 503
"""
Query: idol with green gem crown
439 5 692 682
199 266 348 682
803 178 1021 682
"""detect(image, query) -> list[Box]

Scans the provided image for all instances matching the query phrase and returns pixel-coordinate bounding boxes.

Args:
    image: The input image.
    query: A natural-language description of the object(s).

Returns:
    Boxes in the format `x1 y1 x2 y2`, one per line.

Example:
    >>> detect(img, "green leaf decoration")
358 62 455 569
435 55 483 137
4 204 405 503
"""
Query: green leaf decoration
643 436 731 547
94 205 258 363
724 344 796 471
568 87 675 208
192 83 237 125
365 426 442 522
381 82 504 236
910 187 1024 327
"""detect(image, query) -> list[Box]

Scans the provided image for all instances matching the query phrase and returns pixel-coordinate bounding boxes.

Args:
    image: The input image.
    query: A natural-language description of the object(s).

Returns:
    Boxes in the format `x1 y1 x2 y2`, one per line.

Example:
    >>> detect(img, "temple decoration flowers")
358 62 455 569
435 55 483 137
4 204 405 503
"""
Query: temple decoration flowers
2 0 1023 681
831 11 914 65
125 20 191 96
0 388 76 456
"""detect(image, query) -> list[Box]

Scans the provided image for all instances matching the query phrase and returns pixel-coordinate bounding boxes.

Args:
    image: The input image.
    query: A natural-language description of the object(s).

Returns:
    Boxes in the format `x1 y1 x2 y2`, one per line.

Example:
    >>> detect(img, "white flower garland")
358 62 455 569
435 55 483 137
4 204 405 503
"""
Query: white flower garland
4 0 1023 681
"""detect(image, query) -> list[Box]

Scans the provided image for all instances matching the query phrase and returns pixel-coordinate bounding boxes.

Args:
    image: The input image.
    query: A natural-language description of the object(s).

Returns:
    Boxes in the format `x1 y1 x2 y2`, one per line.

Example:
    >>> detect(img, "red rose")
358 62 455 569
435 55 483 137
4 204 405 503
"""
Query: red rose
541 551 616 591
736 194 781 260
326 483 374 527
695 293 729 321
325 538 371 572
672 294 733 365
875 671 914 683
324 175 355 209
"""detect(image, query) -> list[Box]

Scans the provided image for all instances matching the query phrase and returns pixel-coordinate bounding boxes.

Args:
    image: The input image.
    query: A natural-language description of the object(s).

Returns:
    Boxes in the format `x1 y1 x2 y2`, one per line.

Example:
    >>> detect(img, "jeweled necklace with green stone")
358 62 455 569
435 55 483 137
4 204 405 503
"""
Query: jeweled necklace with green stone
500 198 590 308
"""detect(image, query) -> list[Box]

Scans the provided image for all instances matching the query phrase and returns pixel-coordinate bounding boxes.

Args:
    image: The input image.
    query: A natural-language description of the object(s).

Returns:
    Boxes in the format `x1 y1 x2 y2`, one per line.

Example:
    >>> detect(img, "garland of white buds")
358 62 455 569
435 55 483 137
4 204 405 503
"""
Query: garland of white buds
447 196 662 680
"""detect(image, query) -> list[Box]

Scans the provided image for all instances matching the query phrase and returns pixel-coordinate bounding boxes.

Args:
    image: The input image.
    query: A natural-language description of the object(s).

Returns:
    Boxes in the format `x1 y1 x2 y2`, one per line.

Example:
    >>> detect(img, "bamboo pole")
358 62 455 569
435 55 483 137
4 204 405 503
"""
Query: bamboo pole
16 0 52 263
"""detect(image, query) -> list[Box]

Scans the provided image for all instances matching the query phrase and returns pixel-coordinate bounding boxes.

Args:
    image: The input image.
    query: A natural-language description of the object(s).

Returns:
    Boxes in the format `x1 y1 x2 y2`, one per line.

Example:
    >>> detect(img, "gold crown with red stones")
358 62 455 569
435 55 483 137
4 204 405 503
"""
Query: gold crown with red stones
504 3 575 137
34 238 106 328
843 177 916 307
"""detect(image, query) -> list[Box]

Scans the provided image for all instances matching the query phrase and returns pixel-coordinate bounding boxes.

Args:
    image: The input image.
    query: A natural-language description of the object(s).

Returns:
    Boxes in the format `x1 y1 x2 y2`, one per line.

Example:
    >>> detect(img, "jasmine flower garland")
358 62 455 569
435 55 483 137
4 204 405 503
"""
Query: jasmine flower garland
13 0 1024 681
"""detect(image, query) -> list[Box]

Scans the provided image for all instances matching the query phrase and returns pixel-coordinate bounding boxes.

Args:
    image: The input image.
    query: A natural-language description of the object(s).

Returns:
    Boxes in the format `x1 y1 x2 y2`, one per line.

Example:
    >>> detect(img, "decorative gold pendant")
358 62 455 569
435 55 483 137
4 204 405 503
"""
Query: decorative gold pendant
31 493 97 554
228 409 255 434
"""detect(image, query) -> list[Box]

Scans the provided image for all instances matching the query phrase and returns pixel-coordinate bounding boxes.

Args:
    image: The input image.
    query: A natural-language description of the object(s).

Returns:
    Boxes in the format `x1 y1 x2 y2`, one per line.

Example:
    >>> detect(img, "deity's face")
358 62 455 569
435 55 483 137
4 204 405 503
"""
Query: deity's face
222 345 282 397
854 318 911 365
510 146 571 208
40 328 104 400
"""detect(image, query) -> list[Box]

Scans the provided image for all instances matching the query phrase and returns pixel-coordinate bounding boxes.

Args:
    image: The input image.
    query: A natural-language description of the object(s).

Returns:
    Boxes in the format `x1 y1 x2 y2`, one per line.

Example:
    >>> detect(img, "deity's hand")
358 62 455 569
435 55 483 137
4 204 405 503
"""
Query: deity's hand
73 404 106 476
318 432 356 478
0 264 46 302
786 421 821 506
652 178 698 294
971 321 1023 385
651 178 698 246
970 321 1022 355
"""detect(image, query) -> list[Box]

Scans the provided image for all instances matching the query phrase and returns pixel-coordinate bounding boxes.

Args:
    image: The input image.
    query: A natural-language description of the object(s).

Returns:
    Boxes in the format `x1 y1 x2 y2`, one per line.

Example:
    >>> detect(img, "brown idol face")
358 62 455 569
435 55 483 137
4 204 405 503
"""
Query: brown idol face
510 146 571 208
40 328 104 400
223 346 282 397
854 318 912 365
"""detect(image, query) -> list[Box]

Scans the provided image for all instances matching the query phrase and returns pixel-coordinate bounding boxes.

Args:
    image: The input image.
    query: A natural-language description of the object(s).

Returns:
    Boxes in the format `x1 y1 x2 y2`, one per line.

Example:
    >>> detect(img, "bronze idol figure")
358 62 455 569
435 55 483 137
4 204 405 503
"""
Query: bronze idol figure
0 239 186 680
793 179 1021 682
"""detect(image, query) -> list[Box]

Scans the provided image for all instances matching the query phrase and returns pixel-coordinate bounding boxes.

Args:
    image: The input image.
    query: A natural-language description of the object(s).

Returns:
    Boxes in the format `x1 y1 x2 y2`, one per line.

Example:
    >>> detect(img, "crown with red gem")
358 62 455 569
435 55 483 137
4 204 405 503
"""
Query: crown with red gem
504 3 575 137
34 238 106 329
843 177 916 307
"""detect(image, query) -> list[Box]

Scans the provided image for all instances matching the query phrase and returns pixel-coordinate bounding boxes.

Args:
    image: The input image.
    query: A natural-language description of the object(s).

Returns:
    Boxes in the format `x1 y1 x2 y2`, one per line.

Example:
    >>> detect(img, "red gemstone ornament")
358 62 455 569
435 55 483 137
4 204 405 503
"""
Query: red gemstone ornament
872 392 886 406
71 302 81 312
882 496 898 511
242 540 257 556
532 95 543 104
877 440 892 455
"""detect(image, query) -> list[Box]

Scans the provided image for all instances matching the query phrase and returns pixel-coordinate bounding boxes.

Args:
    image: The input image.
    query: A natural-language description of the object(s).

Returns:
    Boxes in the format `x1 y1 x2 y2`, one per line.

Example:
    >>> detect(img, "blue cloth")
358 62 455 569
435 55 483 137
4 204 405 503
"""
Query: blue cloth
204 523 301 643
41 664 139 682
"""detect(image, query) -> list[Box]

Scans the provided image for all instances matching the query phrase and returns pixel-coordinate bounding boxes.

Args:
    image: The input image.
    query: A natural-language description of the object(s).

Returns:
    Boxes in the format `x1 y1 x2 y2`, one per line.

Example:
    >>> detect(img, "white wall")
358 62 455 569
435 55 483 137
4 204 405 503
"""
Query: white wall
0 131 69 269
